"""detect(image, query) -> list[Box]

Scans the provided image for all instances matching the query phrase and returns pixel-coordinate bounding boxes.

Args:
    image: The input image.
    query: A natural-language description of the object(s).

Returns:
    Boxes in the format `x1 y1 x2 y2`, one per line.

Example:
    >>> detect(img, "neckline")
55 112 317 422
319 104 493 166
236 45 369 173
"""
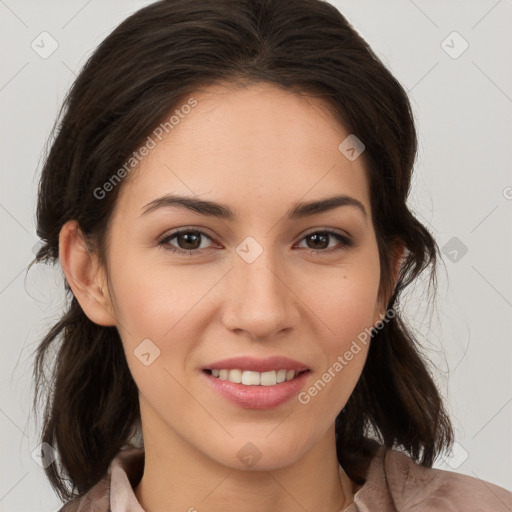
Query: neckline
338 464 358 511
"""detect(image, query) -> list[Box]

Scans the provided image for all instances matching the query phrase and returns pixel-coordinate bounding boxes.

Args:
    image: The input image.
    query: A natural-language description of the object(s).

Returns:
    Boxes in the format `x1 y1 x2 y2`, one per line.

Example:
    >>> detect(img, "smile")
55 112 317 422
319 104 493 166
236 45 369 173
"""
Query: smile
204 368 310 386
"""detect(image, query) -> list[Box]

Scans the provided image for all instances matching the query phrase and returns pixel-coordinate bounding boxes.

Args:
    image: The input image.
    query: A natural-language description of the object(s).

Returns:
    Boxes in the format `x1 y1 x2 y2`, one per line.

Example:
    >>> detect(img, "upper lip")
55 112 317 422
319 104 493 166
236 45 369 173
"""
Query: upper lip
202 356 310 373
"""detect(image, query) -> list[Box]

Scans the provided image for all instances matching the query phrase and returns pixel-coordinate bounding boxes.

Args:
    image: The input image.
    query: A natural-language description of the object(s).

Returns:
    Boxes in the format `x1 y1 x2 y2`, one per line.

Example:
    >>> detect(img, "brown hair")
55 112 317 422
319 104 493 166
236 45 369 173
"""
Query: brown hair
31 0 453 502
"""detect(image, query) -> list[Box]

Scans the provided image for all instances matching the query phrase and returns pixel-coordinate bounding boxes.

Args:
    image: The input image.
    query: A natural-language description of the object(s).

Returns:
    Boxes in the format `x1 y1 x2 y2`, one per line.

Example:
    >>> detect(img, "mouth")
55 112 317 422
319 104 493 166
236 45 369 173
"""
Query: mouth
200 355 311 408
202 368 311 386
201 368 312 409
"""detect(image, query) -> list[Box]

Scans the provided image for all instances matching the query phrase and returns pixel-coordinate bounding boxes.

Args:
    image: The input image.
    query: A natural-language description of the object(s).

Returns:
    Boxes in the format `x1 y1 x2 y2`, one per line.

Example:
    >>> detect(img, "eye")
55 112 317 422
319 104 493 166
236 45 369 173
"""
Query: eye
157 228 354 256
157 229 214 256
296 230 354 255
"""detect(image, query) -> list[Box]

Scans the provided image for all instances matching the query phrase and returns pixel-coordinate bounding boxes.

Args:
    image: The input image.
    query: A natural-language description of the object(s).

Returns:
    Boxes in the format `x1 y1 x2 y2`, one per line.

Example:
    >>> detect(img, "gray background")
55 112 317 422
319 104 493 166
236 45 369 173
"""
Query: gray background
1 0 511 510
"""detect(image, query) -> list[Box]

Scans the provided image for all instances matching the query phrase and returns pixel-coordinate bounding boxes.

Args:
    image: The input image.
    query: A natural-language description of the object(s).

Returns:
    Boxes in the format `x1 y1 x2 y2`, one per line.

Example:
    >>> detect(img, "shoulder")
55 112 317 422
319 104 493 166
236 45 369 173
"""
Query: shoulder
353 446 512 512
55 475 110 512
55 444 144 512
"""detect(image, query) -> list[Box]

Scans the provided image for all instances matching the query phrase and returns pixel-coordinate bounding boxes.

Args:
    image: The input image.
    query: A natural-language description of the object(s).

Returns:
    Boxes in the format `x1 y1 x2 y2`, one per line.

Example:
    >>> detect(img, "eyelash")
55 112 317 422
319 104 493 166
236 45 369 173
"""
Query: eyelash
157 229 354 256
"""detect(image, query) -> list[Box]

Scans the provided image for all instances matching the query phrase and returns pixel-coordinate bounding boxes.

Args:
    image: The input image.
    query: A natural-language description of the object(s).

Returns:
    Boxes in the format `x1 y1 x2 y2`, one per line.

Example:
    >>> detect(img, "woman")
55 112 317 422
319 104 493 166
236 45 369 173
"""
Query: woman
31 0 512 511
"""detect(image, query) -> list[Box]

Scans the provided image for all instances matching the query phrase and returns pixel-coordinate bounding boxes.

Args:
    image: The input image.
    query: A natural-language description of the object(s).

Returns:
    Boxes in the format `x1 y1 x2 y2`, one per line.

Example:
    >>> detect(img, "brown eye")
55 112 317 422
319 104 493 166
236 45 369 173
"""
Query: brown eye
175 232 202 250
158 230 213 255
305 232 330 250
297 230 353 254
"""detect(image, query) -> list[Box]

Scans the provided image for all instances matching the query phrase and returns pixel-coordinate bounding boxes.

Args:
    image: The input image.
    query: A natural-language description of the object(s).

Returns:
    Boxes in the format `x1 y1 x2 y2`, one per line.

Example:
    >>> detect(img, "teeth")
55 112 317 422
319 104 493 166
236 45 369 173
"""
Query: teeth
242 371 262 385
209 369 301 385
260 371 277 386
276 369 287 383
228 369 242 383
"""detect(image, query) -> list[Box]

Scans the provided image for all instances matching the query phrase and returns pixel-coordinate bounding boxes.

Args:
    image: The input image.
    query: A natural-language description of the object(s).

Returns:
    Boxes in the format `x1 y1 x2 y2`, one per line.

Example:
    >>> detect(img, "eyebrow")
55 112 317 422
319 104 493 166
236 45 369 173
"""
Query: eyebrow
140 193 367 220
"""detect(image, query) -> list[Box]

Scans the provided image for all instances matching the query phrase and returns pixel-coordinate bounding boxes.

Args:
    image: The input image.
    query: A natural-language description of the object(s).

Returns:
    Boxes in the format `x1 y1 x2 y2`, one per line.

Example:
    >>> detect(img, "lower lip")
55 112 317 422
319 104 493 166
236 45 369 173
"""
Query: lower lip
201 370 311 410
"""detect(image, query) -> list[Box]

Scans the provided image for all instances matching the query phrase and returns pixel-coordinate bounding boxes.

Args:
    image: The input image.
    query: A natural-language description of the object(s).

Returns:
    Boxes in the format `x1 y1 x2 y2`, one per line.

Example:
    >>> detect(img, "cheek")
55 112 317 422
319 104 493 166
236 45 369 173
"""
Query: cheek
312 251 381 341
106 250 216 386
298 280 378 422
107 257 196 412
312 285 376 375
304 250 380 396
107 248 199 338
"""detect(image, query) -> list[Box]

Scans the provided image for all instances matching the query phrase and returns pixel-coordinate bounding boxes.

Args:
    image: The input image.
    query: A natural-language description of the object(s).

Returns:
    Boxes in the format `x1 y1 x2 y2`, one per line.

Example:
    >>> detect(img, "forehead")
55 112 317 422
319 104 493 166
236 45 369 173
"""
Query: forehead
113 82 370 220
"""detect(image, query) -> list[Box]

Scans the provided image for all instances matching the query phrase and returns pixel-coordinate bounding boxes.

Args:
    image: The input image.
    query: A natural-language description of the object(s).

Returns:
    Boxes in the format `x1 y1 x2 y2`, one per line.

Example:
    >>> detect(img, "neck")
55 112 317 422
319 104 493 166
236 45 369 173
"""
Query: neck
134 416 354 512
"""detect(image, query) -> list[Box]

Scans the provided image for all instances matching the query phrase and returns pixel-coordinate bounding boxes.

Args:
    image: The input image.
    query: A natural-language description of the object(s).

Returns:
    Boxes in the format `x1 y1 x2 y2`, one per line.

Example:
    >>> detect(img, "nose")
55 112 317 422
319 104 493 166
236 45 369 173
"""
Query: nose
221 245 300 340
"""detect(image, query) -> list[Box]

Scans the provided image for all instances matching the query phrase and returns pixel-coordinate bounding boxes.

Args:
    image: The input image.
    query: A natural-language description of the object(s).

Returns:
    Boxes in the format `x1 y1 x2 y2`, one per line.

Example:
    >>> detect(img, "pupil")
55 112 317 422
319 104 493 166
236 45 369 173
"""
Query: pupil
308 233 328 250
180 232 200 249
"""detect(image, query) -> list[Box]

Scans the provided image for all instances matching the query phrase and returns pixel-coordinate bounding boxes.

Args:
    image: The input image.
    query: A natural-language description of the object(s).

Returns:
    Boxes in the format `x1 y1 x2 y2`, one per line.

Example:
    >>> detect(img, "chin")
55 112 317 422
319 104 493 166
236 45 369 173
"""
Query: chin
203 433 311 472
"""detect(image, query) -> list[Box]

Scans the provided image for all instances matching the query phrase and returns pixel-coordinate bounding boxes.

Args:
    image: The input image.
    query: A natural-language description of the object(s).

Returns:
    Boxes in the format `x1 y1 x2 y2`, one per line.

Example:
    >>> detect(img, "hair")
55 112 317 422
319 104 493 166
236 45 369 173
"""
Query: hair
31 0 454 503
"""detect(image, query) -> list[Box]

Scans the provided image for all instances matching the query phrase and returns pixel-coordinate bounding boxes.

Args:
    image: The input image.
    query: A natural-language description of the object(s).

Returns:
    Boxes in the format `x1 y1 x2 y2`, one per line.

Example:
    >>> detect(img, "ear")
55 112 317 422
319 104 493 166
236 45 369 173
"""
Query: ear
390 241 405 291
58 220 116 326
373 240 405 324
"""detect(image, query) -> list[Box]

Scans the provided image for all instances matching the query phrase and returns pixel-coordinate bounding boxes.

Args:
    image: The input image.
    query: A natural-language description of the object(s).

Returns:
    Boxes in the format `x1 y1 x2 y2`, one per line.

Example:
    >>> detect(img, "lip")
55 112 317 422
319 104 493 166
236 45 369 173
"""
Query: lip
201 355 310 373
201 369 311 410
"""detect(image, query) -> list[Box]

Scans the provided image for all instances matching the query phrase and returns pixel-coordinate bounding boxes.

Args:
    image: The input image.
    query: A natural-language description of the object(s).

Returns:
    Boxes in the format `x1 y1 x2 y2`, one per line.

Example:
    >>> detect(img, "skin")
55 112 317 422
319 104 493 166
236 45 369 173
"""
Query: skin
59 82 401 512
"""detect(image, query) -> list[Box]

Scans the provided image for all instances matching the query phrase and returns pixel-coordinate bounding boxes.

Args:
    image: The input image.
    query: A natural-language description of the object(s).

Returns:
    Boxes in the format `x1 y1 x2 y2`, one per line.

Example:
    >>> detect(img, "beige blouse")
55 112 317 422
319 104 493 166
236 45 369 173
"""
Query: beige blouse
57 444 512 511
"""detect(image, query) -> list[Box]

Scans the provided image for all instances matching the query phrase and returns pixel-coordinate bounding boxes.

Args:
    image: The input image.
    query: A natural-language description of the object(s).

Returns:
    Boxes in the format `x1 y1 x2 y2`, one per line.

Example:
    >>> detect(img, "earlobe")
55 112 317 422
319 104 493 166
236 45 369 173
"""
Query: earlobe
386 241 406 305
58 220 116 327
372 306 386 328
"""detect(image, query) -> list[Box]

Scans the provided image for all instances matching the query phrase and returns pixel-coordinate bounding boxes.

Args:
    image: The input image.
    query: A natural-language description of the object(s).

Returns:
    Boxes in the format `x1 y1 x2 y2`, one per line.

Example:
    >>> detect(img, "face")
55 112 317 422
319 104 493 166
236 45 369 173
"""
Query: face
102 82 384 470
